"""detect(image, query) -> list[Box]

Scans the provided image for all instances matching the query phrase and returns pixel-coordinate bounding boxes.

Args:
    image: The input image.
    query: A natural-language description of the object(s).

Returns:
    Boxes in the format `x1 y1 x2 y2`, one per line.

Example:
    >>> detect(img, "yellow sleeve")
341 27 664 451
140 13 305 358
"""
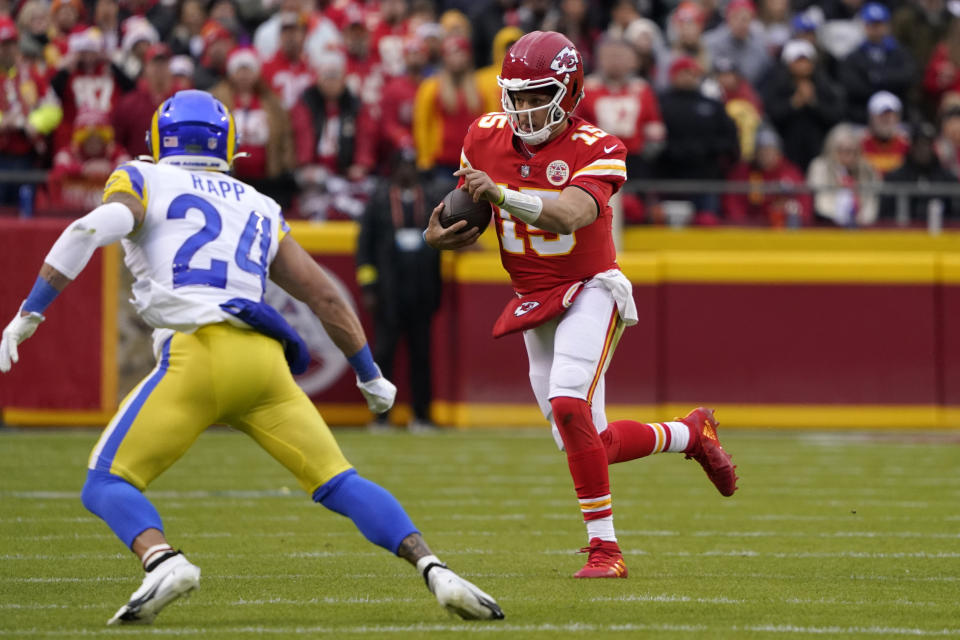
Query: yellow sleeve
103 164 149 209
475 68 501 114
413 78 440 171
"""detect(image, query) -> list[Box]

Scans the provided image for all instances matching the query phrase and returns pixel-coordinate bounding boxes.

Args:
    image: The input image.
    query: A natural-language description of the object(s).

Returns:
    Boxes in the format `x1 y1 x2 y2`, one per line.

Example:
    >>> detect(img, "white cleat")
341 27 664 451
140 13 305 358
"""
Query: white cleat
424 562 505 620
107 553 200 625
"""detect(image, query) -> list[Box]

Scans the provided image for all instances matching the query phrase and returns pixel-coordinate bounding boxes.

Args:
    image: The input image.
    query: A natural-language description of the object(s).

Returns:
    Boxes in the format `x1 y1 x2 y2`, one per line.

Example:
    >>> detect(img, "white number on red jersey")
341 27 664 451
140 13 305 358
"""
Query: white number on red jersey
497 187 575 257
477 113 510 129
570 123 609 146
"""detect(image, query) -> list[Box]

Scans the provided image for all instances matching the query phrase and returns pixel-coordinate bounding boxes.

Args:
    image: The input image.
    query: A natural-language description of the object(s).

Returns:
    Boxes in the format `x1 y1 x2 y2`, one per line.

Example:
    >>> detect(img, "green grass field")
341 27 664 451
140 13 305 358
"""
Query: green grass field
1 426 958 638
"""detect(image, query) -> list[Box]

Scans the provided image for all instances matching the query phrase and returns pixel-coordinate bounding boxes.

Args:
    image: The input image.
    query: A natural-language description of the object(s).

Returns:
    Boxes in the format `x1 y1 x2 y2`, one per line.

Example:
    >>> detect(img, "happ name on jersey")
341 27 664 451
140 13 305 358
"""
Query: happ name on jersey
190 172 246 202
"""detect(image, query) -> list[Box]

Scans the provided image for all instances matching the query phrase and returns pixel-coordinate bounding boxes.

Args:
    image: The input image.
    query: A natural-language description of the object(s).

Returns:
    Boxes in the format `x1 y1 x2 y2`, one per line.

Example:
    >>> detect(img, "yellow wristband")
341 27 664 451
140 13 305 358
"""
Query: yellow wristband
495 186 506 207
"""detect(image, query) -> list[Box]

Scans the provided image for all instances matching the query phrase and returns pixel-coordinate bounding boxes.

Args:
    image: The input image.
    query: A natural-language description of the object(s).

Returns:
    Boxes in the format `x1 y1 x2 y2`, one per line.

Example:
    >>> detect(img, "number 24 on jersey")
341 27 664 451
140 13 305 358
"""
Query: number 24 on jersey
167 194 272 289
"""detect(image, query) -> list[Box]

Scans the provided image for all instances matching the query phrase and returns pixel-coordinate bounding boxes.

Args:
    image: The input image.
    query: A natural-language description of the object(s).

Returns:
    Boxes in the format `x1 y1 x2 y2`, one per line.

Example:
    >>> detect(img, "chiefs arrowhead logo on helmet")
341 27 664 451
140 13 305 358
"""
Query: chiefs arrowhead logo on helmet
550 46 580 75
497 31 585 145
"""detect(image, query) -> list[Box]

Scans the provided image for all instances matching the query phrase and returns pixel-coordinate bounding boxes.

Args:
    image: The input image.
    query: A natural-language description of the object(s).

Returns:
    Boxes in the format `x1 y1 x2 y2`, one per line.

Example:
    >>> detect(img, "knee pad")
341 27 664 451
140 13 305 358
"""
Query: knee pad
549 360 593 400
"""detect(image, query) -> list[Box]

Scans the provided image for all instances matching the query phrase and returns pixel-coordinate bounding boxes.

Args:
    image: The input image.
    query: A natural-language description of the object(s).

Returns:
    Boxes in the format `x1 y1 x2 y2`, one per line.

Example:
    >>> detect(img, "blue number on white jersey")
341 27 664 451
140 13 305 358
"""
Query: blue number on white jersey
167 194 228 289
166 196 273 291
235 211 271 288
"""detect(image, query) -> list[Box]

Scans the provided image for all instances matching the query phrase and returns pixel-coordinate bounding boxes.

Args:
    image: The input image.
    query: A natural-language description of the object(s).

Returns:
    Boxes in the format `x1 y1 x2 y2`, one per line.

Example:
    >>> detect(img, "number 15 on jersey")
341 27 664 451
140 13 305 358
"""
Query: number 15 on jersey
496 187 575 257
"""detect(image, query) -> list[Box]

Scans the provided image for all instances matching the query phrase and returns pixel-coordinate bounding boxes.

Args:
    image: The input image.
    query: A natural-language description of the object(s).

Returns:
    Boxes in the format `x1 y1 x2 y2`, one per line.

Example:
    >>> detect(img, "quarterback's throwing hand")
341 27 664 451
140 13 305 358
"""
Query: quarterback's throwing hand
0 311 44 373
358 375 398 414
423 202 482 250
454 167 500 203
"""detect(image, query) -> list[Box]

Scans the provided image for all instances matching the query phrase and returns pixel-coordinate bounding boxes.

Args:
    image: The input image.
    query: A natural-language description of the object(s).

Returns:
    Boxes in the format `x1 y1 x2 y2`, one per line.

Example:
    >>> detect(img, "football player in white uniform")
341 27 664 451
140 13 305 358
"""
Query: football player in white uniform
0 90 503 624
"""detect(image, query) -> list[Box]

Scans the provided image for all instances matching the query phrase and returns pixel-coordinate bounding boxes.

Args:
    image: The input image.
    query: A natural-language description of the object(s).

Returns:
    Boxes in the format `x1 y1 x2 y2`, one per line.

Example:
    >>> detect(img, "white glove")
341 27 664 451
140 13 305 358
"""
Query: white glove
0 311 45 373
357 375 397 414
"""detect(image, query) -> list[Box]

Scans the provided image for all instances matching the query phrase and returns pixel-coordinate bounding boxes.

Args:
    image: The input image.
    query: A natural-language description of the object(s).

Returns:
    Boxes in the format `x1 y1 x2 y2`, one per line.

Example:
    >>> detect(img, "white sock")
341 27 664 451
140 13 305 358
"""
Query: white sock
141 544 174 571
586 515 616 542
416 554 444 577
664 421 690 452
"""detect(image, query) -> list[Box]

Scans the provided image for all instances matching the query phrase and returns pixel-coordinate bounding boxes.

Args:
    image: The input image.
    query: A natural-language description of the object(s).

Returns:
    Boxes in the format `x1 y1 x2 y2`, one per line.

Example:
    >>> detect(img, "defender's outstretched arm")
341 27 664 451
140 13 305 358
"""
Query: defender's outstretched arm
0 194 143 372
269 234 395 413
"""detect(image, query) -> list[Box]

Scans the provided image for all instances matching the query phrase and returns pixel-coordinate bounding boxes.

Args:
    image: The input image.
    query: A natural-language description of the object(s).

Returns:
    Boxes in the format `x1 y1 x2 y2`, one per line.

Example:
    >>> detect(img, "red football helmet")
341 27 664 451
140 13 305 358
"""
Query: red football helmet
497 31 585 145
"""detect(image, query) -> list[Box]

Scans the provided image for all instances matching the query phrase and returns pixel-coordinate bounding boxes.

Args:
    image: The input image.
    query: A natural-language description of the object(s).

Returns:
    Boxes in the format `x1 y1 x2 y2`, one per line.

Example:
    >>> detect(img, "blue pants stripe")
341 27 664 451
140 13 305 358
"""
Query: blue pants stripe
95 337 172 473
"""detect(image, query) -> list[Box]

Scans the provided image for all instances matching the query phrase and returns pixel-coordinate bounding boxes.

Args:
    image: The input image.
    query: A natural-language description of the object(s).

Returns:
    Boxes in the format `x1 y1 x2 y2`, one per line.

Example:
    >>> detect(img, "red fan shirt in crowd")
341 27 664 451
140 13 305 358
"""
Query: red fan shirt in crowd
49 138 131 212
52 62 124 151
379 72 417 155
322 0 358 29
111 79 172 157
861 132 910 176
231 93 270 180
458 113 627 294
577 77 663 155
50 141 129 181
345 53 383 106
45 25 86 69
369 17 410 77
923 43 960 107
261 51 314 110
0 63 53 155
721 78 763 112
291 96 377 173
723 158 812 226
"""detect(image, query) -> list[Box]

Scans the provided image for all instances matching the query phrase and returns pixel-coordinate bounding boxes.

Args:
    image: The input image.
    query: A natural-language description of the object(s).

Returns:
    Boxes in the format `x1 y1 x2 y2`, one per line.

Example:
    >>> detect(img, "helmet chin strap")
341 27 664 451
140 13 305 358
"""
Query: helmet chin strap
511 103 564 145
518 124 554 146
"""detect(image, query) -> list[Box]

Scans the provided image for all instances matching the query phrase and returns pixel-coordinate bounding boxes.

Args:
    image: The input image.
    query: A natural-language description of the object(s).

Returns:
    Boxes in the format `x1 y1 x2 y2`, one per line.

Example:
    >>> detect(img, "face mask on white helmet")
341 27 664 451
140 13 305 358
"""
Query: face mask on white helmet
498 76 569 146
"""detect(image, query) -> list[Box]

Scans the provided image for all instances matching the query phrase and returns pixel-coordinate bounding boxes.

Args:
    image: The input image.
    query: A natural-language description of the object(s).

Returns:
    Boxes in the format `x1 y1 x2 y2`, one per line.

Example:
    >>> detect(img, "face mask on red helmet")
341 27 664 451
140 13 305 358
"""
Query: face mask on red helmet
497 31 584 145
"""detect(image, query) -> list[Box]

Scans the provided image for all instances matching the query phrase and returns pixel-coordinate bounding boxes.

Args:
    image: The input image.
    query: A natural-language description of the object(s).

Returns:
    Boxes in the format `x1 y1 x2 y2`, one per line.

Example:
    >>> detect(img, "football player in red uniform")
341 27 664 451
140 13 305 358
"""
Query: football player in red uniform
425 31 739 579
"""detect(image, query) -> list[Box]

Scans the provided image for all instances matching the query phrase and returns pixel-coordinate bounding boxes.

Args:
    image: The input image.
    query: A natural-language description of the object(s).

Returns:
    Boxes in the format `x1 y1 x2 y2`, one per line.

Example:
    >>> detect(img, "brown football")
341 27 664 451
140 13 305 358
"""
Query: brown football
439 188 493 234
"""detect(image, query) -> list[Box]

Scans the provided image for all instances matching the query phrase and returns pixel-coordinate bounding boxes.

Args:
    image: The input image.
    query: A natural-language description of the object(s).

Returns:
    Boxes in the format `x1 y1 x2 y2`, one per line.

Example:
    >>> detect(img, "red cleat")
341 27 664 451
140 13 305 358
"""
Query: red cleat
681 407 739 497
573 538 628 578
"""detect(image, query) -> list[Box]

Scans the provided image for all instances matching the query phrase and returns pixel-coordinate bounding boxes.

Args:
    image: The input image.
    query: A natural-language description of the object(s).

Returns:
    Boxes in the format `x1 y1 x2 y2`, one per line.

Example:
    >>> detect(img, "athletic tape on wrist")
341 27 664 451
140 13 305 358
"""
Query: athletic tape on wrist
499 188 543 225
22 276 59 313
347 343 380 382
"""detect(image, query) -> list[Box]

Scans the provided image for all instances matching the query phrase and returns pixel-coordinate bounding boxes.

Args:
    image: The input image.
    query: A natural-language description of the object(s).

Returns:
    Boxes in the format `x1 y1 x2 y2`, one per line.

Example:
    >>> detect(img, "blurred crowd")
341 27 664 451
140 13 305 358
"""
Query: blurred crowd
1 0 959 226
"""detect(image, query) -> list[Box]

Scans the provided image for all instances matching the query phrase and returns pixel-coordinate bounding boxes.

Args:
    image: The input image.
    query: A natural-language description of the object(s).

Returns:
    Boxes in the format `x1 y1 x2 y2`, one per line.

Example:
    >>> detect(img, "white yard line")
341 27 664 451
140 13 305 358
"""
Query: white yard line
589 594 942 608
1 623 958 636
4 547 958 563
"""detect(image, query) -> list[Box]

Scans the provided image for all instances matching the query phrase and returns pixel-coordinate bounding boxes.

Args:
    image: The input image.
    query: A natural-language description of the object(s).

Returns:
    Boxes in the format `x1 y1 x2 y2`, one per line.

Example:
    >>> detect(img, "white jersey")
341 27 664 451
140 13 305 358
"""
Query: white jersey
103 161 290 344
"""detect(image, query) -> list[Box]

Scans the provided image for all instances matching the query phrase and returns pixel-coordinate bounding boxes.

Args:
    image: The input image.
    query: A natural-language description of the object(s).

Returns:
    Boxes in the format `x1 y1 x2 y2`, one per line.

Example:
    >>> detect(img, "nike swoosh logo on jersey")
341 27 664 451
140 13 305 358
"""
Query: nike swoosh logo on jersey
604 144 617 153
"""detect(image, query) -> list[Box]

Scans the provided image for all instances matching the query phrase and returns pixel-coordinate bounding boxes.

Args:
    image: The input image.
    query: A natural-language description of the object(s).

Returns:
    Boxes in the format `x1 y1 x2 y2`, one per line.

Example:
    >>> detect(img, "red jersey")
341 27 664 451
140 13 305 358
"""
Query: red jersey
369 19 409 77
0 62 53 155
48 142 131 213
379 73 417 155
231 93 270 180
861 132 909 176
345 55 384 107
923 43 960 106
111 81 172 157
577 77 663 155
52 63 124 151
261 52 314 110
723 158 812 226
459 114 627 294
